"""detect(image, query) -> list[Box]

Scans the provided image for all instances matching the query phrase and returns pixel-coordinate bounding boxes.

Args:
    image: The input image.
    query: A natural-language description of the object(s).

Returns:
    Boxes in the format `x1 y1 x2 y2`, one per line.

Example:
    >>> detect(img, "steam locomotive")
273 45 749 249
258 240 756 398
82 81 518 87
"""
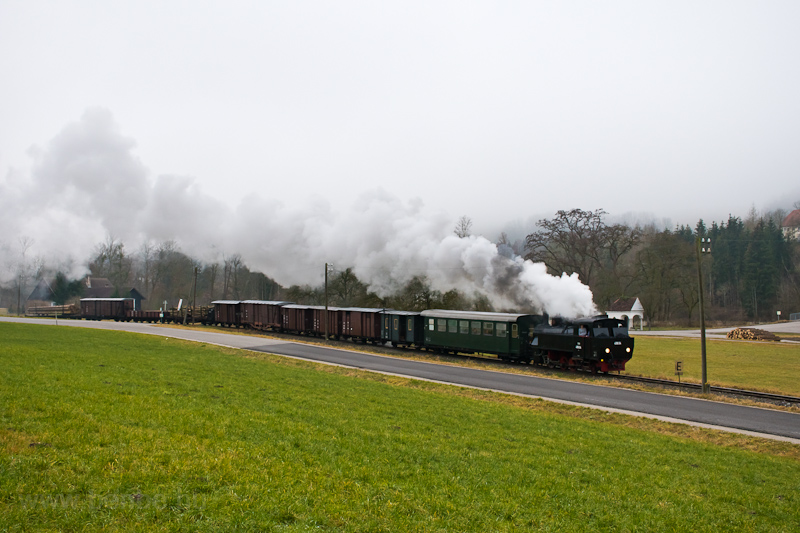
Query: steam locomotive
34 297 634 373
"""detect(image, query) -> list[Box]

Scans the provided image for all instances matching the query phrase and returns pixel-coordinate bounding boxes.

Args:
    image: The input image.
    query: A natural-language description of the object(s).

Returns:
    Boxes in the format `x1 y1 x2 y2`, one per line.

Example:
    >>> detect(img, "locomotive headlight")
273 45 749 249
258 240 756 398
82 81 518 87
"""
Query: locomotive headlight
626 347 631 353
605 348 611 354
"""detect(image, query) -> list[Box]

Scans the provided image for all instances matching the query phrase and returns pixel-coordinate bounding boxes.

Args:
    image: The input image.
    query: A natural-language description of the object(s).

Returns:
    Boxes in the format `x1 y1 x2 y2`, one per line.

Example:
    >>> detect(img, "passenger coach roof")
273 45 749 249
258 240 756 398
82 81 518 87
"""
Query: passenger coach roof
420 309 531 322
211 300 241 304
281 304 343 311
240 300 293 305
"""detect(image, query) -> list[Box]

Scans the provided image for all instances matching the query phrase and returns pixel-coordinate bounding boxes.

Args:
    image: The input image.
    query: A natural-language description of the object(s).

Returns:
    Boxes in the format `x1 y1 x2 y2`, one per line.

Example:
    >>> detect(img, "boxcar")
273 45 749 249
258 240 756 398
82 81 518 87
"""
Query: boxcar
531 315 634 372
241 300 292 330
212 300 242 327
336 307 384 343
381 310 424 348
420 310 546 361
80 298 134 321
281 305 341 336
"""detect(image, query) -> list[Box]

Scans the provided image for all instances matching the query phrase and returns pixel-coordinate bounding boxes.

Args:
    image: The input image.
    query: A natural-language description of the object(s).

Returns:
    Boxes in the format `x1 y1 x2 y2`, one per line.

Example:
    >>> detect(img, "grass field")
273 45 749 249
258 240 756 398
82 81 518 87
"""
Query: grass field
626 337 800 396
1 322 799 532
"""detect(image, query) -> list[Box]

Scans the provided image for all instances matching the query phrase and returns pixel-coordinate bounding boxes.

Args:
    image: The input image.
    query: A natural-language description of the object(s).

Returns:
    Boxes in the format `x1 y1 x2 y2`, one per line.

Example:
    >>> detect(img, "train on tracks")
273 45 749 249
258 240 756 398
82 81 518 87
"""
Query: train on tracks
29 297 634 373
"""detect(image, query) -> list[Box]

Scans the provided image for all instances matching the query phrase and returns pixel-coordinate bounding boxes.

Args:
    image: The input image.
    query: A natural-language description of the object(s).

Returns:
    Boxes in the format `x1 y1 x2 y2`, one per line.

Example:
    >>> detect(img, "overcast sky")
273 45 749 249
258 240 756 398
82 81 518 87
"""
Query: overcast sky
2 0 800 240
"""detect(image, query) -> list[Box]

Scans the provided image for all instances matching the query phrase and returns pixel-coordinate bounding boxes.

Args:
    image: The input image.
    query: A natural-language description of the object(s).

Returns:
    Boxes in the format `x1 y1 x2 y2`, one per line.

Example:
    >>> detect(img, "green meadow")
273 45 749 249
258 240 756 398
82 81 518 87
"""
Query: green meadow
1 322 799 532
626 336 800 396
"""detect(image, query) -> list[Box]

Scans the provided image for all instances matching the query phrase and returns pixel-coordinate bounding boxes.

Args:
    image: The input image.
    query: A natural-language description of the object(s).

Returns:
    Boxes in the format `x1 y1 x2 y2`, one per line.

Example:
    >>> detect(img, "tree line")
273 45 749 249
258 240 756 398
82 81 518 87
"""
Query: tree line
524 208 799 325
3 205 798 325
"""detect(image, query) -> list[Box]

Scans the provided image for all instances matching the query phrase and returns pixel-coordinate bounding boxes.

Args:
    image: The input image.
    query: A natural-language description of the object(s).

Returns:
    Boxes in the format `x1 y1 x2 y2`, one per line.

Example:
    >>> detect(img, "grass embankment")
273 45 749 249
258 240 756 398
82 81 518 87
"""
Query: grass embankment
627 337 800 396
1 323 799 532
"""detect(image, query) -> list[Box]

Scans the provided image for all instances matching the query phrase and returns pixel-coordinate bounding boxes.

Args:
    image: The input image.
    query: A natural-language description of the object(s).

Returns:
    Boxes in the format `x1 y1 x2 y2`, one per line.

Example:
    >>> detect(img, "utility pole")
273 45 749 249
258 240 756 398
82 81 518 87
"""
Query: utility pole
696 236 711 394
191 266 198 325
324 263 329 341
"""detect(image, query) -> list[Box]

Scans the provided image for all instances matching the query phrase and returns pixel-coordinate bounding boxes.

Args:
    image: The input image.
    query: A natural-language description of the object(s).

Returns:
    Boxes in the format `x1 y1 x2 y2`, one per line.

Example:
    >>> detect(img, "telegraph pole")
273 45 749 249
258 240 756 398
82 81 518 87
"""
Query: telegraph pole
191 266 198 325
696 237 711 394
324 263 329 341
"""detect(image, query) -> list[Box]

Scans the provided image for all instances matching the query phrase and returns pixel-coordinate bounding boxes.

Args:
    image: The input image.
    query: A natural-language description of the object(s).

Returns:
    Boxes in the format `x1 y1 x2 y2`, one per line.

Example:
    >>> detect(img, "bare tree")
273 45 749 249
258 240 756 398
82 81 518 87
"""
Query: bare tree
454 215 473 238
524 209 641 306
137 241 155 296
329 267 368 306
222 254 244 299
90 235 132 292
207 263 219 301
524 209 609 287
15 236 35 314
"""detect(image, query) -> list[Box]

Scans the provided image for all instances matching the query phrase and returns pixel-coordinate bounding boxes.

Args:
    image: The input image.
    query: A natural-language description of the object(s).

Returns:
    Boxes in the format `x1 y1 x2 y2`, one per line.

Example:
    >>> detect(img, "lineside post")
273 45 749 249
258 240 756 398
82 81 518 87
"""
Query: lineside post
696 237 711 394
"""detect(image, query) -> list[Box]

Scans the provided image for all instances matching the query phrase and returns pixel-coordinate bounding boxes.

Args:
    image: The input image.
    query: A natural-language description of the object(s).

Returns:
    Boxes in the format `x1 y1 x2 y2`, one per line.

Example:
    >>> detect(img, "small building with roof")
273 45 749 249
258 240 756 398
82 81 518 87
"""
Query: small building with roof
26 279 56 308
84 277 145 309
606 297 644 330
84 277 116 298
781 209 800 241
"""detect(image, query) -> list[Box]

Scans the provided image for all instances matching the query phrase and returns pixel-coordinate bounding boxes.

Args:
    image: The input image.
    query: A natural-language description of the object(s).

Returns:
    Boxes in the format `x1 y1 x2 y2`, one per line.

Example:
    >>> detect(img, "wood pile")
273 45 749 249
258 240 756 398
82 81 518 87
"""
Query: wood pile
726 328 781 342
26 304 80 318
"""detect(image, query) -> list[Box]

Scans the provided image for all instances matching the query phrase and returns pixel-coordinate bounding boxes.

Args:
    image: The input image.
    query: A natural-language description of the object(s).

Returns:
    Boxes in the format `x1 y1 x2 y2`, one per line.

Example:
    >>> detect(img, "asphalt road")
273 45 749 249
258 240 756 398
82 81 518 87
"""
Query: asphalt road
3 317 800 443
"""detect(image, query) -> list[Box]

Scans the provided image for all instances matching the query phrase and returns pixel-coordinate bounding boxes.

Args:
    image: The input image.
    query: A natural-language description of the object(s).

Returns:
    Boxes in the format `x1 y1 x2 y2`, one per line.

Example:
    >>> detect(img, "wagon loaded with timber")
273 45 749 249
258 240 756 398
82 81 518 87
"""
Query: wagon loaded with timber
26 304 81 318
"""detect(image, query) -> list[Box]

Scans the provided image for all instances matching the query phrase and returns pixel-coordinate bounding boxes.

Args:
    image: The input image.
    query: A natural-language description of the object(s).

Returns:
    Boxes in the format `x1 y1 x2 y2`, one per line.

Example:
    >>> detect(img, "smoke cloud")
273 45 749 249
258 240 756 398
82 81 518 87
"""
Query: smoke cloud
1 109 596 317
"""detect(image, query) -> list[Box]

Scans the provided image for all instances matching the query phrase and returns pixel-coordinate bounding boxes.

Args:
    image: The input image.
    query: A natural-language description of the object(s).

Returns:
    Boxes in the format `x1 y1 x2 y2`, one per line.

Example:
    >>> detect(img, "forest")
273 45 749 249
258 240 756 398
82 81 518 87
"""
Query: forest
2 206 799 327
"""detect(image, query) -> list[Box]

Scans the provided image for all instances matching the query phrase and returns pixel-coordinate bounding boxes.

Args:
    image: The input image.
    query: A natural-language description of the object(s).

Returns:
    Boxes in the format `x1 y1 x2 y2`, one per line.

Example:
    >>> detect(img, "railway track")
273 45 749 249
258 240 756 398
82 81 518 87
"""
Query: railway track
448 351 800 407
615 374 800 406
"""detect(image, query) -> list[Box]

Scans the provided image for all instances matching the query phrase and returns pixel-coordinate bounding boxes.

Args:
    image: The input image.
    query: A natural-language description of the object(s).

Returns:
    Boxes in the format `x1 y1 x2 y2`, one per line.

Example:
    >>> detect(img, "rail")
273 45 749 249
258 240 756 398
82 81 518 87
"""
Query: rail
614 374 800 405
452 352 800 406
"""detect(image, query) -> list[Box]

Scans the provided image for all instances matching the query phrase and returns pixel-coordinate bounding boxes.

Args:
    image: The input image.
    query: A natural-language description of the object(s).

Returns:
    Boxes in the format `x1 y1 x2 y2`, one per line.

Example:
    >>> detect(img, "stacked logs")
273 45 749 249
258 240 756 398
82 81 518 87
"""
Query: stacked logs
726 328 781 342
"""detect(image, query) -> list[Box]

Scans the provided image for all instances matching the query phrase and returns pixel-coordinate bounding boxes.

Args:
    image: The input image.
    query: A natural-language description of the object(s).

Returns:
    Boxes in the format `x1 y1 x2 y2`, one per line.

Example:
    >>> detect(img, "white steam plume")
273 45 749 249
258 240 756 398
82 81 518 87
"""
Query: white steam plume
0 109 596 317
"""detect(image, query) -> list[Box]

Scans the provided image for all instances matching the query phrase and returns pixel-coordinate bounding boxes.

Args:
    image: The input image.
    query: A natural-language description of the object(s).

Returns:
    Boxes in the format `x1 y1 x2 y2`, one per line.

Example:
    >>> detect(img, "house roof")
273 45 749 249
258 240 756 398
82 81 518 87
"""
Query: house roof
84 277 115 298
27 279 55 301
128 288 146 300
608 297 643 312
85 277 113 289
781 209 800 228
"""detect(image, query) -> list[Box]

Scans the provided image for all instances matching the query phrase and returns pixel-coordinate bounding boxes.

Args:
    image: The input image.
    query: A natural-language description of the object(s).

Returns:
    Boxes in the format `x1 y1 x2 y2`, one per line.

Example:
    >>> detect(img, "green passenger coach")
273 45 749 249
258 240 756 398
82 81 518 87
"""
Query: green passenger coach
419 309 546 362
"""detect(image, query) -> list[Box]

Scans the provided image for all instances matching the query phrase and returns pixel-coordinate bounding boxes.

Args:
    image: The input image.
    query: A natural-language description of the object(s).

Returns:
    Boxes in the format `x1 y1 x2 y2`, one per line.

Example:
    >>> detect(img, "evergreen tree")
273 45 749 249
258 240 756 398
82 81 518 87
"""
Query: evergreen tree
741 220 780 319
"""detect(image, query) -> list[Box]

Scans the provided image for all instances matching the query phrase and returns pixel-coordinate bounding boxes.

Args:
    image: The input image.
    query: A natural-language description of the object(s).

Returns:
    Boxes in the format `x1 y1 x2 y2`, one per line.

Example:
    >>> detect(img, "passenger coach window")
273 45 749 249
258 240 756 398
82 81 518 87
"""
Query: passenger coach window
448 319 457 333
428 318 435 331
459 321 469 334
438 319 446 332
483 322 493 336
471 321 481 335
496 323 507 337
394 318 399 330
512 324 518 338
